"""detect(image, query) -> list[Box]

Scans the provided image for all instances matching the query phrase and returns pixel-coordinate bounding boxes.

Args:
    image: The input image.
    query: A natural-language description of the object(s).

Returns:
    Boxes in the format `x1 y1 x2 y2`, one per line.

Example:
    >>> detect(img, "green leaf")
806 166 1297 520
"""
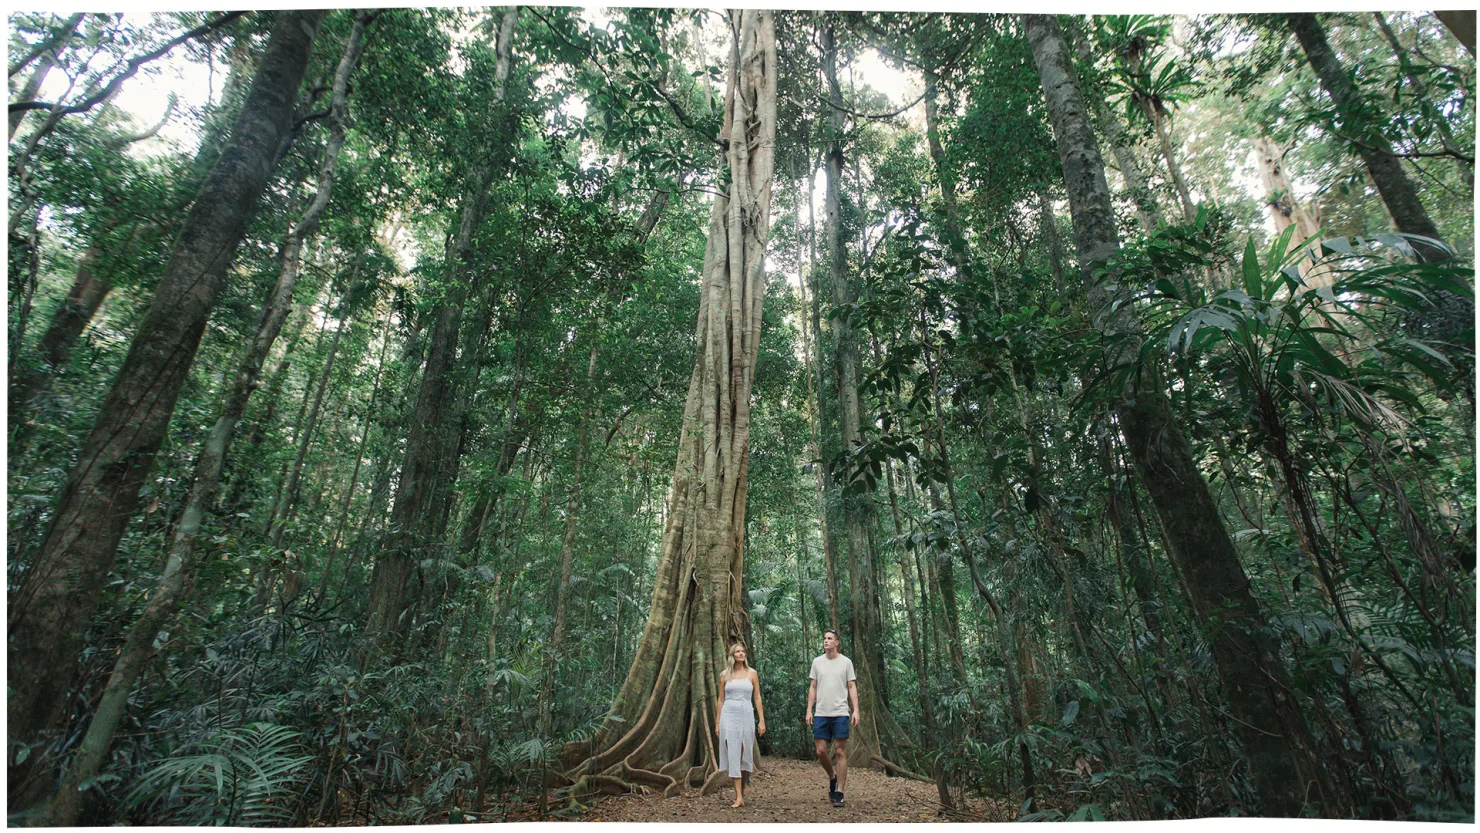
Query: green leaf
1061 699 1080 727
1240 236 1262 298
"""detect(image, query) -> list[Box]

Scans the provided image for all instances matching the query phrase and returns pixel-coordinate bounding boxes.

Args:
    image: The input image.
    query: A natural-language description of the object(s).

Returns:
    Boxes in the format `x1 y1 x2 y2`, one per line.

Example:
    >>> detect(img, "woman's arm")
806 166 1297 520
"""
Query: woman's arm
715 684 725 735
751 670 766 735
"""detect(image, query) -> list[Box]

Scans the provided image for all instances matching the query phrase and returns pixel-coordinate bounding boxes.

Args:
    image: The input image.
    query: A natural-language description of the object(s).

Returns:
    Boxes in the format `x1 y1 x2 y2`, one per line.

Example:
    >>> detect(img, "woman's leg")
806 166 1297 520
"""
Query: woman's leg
732 776 744 807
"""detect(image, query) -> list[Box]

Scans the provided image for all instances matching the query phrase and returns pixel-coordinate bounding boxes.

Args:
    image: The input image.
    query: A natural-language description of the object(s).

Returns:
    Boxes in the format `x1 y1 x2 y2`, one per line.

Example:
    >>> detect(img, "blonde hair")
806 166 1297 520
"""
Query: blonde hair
720 642 750 684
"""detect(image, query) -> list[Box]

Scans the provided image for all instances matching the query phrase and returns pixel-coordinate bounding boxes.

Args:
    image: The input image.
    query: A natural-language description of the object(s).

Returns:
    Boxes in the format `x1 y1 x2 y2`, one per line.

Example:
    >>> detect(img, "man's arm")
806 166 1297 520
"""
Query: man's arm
847 679 860 726
805 678 817 725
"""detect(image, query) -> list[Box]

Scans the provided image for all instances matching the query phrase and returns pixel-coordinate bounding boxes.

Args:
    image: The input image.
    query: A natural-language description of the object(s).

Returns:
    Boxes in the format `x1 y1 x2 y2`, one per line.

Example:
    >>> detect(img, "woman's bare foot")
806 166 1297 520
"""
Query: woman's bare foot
731 798 745 808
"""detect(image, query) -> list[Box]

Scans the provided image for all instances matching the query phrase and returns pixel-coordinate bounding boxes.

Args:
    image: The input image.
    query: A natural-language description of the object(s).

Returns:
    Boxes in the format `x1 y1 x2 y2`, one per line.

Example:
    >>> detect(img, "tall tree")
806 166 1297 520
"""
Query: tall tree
563 8 777 799
364 7 519 641
819 15 913 772
38 13 372 825
1026 13 1326 817
6 8 327 793
1286 13 1451 263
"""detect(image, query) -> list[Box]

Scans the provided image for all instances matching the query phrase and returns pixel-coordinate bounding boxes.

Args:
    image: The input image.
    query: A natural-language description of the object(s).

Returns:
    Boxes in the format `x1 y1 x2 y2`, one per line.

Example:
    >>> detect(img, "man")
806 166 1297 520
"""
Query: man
805 629 859 808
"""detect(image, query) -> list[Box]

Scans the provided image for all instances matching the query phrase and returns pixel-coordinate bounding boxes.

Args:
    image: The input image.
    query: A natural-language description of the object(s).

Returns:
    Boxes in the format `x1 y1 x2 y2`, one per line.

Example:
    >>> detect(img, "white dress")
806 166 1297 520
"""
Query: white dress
717 675 757 778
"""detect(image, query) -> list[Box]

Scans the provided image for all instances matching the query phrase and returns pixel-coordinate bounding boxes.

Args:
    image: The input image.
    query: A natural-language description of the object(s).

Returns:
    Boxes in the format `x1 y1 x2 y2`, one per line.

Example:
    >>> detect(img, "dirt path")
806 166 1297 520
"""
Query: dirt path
586 756 1014 823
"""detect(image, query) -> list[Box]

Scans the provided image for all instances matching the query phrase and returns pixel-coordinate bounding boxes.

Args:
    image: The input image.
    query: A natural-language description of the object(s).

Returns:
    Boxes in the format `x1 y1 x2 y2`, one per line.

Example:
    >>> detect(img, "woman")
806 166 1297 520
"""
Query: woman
715 642 766 807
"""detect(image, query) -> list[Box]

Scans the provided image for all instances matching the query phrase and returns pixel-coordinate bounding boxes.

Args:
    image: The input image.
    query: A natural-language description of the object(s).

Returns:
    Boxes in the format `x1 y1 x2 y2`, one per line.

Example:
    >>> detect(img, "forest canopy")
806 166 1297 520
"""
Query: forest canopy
6 6 1475 825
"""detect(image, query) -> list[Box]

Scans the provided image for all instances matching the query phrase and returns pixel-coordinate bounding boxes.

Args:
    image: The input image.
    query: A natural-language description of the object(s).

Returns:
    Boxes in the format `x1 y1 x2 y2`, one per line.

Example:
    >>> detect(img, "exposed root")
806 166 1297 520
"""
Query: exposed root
682 763 708 788
621 765 675 792
700 767 730 796
576 774 635 796
877 755 934 784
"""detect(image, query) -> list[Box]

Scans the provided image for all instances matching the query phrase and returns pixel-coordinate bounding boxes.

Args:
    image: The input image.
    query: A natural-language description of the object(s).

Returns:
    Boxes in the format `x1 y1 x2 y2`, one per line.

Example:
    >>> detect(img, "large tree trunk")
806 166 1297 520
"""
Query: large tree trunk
6 11 325 796
39 17 368 824
365 8 519 641
1254 136 1335 289
11 37 258 434
1435 11 1476 55
1027 14 1327 817
562 10 776 800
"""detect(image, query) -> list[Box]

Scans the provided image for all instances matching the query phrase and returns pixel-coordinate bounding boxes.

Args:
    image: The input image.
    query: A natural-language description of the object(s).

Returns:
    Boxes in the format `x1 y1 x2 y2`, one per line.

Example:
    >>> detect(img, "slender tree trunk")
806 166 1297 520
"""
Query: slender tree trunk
921 67 970 276
9 244 114 416
540 344 601 734
39 19 369 822
221 311 307 523
1028 14 1325 816
819 18 909 771
801 168 842 631
1142 99 1196 223
6 13 325 793
563 11 776 799
263 273 357 561
365 8 519 641
317 312 394 603
1288 14 1450 262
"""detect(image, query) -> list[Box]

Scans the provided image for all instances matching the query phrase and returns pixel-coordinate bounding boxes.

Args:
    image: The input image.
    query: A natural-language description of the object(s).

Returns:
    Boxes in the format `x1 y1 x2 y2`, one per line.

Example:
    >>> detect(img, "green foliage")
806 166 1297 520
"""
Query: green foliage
7 6 1474 825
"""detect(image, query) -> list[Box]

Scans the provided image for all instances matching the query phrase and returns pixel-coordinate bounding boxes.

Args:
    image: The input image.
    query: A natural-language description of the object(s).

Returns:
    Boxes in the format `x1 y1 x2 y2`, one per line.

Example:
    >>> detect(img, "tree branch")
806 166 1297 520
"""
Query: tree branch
8 13 86 78
106 93 177 147
9 11 248 117
823 89 927 121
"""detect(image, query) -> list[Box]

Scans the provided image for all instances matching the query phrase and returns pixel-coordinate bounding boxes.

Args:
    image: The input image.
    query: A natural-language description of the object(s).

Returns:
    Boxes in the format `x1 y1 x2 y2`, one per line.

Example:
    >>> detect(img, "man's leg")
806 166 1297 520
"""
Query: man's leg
834 738 848 794
814 737 835 779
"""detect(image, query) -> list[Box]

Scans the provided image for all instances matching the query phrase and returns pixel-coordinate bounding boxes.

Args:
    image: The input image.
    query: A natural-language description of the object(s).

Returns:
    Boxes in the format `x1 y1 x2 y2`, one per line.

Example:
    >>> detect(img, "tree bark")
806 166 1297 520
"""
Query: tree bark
7 12 325 790
800 164 842 630
9 246 114 415
562 10 776 800
1142 98 1196 223
11 35 258 433
39 17 368 823
1434 10 1476 56
551 343 599 658
1027 14 1325 817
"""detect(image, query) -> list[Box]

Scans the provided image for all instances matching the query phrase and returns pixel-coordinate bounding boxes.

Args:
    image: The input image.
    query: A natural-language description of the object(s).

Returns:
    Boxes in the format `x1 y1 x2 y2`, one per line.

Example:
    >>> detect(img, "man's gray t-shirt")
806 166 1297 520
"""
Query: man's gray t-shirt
810 654 857 717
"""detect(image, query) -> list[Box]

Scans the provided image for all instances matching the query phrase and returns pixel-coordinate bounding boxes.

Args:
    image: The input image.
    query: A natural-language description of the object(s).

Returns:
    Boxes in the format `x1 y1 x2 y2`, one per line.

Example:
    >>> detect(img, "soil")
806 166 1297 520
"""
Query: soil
583 756 1016 823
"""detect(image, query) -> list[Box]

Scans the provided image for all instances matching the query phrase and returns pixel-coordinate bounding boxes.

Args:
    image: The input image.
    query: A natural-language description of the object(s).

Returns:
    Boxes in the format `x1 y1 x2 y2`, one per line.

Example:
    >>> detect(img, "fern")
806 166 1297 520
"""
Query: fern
127 722 312 826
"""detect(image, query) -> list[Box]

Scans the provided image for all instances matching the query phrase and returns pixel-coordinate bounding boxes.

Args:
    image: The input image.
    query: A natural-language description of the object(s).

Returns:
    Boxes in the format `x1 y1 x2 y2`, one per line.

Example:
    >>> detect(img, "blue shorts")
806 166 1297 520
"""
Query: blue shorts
813 715 850 740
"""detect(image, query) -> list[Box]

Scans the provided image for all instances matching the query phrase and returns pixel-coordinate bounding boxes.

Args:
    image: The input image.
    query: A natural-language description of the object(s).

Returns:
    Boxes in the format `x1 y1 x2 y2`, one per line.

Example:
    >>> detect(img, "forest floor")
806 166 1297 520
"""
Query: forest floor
583 756 1017 823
